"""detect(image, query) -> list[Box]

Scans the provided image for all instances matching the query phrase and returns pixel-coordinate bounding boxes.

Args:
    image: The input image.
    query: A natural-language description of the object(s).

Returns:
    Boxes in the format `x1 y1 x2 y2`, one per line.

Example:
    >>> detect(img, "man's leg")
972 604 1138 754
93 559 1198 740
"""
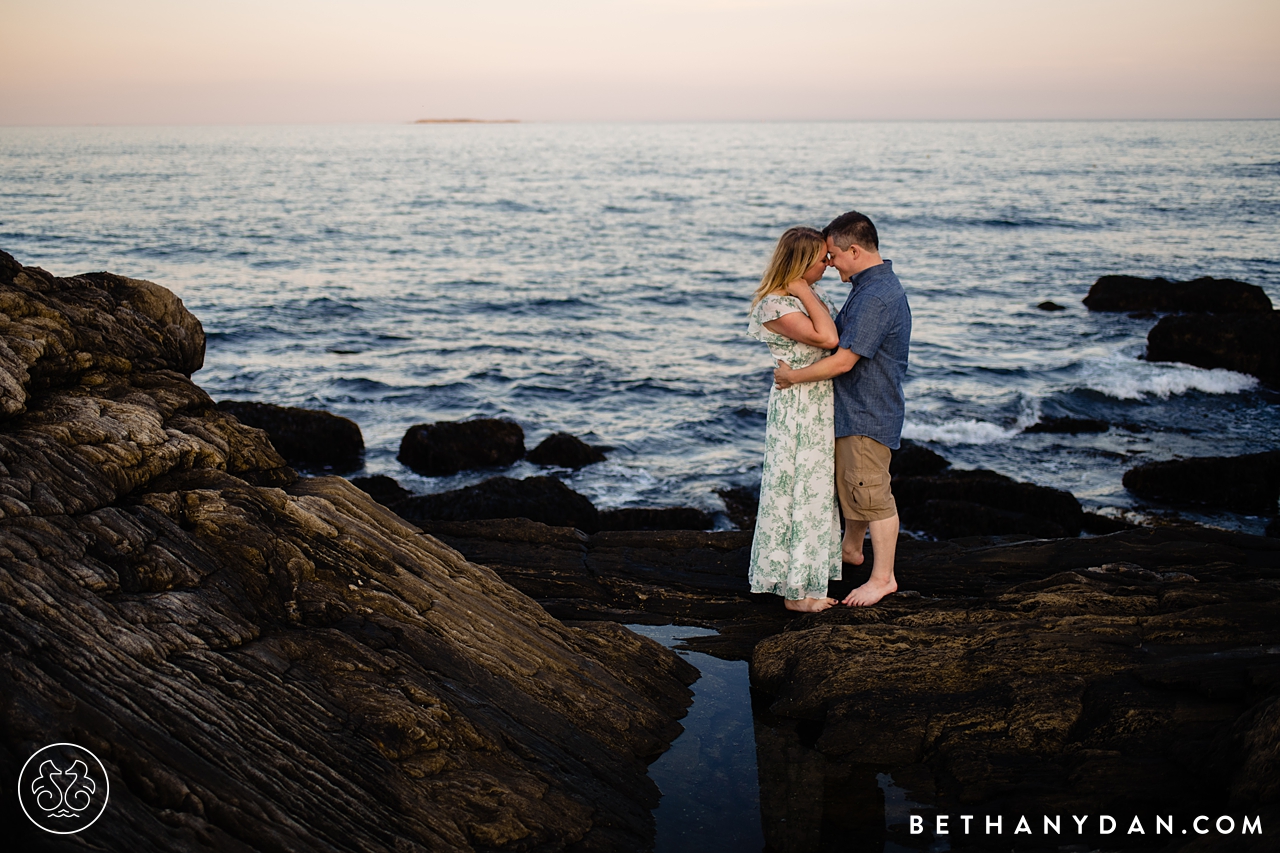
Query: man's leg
843 513 898 606
842 518 868 565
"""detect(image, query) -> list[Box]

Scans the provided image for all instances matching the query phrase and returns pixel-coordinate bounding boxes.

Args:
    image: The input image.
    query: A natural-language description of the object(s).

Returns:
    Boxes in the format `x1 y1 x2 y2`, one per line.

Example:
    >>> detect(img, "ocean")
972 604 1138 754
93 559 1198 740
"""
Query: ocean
2 121 1277 533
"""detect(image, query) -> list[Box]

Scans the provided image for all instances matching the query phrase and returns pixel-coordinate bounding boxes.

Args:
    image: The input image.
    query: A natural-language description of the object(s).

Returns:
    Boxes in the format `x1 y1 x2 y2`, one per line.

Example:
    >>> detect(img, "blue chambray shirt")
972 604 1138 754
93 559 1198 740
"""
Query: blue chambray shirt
833 259 911 448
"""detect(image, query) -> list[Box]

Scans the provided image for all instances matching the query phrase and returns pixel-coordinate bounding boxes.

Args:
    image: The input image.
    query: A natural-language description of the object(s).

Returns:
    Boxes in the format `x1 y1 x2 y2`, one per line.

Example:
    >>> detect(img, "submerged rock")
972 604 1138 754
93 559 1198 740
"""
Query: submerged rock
1036 300 1066 311
397 418 525 476
1146 311 1280 385
1083 274 1273 313
394 475 601 533
1123 450 1280 513
0 252 695 852
526 432 608 468
217 399 364 472
1023 415 1109 434
598 506 714 531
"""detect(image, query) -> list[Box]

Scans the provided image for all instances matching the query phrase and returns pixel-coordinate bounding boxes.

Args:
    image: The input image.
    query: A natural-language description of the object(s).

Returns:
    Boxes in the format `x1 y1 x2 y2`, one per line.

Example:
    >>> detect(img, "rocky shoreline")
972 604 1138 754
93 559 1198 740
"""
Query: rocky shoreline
0 253 696 851
2 253 1277 851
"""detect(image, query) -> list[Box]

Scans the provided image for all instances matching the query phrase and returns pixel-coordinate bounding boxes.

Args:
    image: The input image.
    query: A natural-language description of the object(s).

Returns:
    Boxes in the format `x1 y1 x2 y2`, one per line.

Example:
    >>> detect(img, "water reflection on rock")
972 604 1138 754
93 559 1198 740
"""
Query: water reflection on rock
752 703 940 853
628 624 765 852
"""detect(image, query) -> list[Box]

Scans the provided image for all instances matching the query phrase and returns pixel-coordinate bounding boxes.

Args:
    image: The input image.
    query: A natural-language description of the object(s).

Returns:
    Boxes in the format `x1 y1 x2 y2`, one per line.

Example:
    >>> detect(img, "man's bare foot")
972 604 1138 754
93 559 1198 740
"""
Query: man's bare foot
784 596 836 612
842 547 865 566
842 577 897 607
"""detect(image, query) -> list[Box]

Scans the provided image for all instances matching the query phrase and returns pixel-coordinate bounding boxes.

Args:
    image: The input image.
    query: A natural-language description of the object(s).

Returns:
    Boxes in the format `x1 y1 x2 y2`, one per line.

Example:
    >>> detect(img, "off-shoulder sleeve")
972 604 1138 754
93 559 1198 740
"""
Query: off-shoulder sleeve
755 294 804 324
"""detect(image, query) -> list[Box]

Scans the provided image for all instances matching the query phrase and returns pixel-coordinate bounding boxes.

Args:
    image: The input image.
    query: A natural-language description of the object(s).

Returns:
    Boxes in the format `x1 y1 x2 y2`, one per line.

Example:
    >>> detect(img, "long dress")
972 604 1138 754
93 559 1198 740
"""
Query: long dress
747 287 842 600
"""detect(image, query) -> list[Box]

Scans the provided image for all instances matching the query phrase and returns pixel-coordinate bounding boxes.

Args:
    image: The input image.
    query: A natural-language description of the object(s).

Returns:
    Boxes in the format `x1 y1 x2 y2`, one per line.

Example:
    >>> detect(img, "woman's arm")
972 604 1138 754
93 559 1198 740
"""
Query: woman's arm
774 348 860 388
761 281 839 349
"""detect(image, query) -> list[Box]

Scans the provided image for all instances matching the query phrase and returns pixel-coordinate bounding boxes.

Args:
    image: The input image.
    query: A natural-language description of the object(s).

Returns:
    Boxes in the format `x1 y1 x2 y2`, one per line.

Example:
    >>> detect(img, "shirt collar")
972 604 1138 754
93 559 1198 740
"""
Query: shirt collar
847 259 892 288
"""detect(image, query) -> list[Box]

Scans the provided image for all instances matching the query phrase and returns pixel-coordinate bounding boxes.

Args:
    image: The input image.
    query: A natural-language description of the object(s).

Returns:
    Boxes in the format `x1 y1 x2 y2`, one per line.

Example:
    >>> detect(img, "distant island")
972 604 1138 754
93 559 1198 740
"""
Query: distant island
413 118 520 124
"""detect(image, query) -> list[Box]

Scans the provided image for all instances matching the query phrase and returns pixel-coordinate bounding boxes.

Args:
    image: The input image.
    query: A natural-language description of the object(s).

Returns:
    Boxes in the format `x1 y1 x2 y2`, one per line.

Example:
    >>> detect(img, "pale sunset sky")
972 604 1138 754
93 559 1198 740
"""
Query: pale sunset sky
3 0 1278 124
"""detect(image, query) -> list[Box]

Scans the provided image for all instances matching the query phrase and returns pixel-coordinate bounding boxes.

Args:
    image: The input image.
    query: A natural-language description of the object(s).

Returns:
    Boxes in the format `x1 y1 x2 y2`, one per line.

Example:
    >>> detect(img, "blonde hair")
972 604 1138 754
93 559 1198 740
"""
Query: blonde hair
750 226 826 311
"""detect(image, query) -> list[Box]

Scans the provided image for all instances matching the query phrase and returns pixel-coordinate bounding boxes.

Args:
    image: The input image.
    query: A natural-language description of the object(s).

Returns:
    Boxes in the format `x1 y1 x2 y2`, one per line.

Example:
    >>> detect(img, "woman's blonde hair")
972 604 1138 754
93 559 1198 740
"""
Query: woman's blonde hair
751 226 826 311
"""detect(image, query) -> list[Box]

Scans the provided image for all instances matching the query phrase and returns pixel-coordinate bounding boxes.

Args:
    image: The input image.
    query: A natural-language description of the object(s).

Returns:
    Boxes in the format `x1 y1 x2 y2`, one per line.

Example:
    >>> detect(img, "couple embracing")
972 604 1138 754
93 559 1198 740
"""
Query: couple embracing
747 211 911 612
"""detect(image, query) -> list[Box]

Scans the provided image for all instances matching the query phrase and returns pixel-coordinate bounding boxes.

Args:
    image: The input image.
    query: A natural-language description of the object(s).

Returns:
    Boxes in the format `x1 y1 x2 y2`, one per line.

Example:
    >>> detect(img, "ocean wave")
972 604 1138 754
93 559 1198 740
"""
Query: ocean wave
903 396 1039 446
1078 354 1257 400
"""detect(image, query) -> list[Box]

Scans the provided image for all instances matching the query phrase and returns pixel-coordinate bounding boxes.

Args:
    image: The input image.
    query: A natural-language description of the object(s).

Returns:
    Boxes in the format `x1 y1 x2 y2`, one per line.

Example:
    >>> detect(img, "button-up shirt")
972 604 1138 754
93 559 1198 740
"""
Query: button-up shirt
833 260 911 448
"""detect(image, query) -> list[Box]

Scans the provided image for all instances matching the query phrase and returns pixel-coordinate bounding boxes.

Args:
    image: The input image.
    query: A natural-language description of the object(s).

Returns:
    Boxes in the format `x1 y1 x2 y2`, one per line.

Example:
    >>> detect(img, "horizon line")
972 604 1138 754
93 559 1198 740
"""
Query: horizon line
3 116 1279 129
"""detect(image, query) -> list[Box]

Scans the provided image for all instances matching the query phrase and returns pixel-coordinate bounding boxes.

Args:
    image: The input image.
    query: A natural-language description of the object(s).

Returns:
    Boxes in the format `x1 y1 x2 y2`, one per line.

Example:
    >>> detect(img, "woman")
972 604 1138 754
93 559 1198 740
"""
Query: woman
747 226 842 612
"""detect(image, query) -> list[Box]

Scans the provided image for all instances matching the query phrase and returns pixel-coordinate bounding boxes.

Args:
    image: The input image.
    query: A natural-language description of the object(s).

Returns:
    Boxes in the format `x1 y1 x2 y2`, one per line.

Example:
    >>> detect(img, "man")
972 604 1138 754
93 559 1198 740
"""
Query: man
774 210 911 606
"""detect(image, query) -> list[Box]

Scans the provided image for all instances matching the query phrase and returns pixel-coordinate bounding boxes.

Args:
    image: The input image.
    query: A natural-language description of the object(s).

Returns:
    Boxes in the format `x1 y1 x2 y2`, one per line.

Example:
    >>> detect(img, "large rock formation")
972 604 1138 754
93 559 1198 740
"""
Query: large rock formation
1123 450 1280 513
894 468 1084 539
0 252 696 852
422 514 1280 852
1146 311 1280 385
216 400 364 473
1083 275 1273 313
749 530 1280 852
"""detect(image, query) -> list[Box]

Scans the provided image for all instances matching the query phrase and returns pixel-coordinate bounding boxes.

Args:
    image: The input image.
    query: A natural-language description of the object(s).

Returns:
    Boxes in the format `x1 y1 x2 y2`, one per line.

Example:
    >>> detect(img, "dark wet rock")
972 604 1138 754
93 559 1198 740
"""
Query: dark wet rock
598 506 714 531
349 474 413 506
1269 517 1280 538
394 475 601 533
1081 510 1137 534
430 516 1280 847
397 418 525 476
1123 450 1280 513
418 518 785 660
901 498 1066 539
893 468 1084 538
716 485 760 531
526 432 608 468
0 252 695 852
1023 415 1109 434
749 528 1280 850
217 400 364 472
1146 311 1280 385
1037 300 1065 311
1083 274 1273 313
889 439 950 478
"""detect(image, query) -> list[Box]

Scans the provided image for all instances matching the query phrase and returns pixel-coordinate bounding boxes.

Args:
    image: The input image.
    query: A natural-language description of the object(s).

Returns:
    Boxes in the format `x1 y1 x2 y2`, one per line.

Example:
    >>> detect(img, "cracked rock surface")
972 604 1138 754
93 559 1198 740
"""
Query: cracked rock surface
0 252 695 852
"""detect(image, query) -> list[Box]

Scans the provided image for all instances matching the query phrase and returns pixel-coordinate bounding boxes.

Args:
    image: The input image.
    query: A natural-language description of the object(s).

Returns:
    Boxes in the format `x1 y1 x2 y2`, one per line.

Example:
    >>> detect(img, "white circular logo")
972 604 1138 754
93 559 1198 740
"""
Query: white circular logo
17 743 110 834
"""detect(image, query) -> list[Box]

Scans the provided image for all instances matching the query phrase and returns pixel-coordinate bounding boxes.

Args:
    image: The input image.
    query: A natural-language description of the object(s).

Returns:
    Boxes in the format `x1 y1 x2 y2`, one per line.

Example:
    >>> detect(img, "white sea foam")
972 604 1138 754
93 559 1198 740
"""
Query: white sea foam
902 419 1018 445
569 462 661 509
1078 353 1258 400
902 395 1039 446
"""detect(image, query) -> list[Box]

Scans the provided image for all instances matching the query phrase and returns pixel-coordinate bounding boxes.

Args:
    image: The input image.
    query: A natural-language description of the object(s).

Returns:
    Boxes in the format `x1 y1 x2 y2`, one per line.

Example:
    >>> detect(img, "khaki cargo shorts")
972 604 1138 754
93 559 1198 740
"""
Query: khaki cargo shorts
835 435 897 522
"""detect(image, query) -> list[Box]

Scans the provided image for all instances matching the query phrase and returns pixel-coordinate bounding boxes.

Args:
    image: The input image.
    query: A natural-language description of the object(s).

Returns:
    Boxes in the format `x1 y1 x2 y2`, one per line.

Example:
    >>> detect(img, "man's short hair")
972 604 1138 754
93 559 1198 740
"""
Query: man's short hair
823 211 879 252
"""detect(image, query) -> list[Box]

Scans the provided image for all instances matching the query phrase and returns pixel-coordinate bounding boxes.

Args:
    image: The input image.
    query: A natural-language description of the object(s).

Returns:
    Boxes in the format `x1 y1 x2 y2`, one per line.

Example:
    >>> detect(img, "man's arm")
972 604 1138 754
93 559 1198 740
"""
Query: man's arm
775 348 860 389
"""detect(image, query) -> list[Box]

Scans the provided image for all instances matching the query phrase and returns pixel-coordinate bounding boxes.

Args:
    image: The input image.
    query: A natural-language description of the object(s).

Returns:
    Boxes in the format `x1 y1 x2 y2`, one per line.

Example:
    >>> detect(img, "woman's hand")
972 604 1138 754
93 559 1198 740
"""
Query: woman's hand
774 360 797 389
764 279 839 349
786 279 813 299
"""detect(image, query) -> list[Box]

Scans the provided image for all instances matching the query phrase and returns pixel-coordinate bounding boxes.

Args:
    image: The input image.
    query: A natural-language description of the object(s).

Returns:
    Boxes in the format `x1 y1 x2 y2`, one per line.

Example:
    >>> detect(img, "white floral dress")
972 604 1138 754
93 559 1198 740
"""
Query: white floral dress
747 287 842 600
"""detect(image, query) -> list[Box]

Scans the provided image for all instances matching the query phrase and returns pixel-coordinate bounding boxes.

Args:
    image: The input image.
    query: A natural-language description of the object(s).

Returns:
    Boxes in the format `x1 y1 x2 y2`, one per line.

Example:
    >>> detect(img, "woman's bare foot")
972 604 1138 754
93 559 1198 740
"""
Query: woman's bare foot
784 596 836 612
842 577 897 607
